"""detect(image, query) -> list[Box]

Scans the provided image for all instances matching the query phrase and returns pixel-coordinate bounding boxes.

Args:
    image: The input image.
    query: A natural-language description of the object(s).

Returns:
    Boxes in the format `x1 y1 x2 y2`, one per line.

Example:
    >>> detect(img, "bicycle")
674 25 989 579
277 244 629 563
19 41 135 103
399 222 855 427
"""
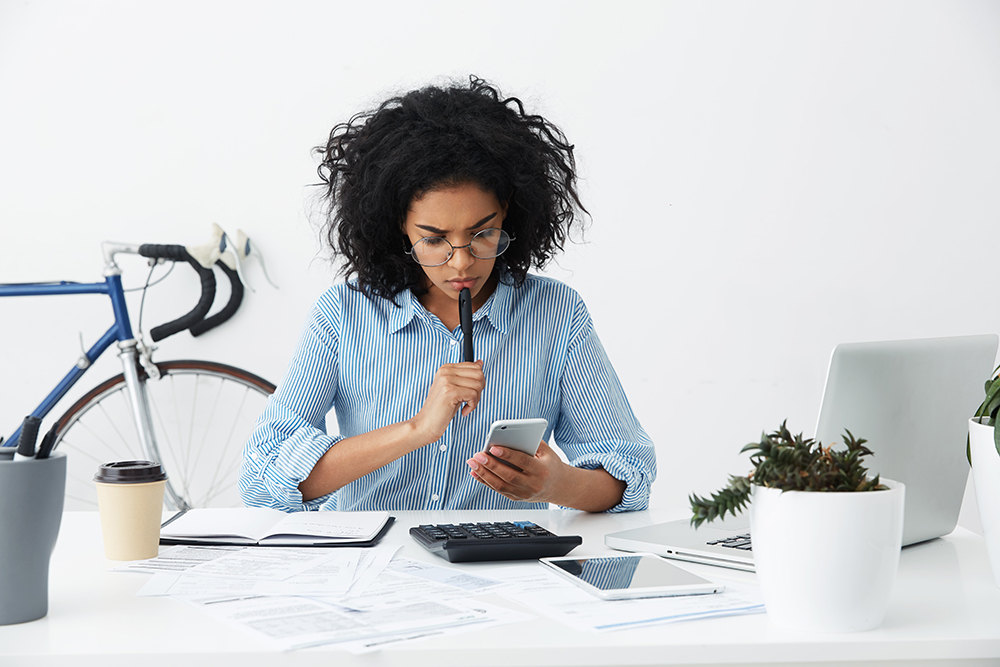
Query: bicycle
0 226 277 511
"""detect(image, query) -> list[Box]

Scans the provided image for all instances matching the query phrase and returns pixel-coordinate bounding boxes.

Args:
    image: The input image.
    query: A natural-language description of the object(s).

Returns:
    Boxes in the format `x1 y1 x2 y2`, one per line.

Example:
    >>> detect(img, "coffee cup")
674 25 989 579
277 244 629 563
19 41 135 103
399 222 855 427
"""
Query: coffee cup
94 461 167 560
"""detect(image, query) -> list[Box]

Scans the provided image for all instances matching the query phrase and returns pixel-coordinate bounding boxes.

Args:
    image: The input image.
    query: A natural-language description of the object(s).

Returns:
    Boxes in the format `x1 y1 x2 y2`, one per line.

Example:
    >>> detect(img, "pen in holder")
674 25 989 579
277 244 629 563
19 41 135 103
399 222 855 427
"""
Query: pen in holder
0 451 66 625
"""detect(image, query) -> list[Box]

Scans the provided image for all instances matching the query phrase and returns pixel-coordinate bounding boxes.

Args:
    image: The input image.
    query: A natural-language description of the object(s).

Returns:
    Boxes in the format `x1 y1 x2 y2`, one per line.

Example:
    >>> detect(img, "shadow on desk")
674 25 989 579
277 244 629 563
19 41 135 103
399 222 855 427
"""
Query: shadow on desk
881 536 964 631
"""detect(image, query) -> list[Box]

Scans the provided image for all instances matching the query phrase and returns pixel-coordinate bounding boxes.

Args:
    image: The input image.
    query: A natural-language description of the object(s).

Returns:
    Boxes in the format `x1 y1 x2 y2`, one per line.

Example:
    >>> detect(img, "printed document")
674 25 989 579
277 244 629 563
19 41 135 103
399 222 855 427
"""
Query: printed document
116 545 342 581
137 549 361 597
181 593 506 651
493 563 764 632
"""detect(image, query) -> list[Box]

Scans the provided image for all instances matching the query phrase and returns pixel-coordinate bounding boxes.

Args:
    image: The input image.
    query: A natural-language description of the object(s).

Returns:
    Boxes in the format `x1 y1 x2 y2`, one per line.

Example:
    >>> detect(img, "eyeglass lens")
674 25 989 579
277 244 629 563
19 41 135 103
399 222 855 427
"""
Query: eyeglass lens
410 229 510 267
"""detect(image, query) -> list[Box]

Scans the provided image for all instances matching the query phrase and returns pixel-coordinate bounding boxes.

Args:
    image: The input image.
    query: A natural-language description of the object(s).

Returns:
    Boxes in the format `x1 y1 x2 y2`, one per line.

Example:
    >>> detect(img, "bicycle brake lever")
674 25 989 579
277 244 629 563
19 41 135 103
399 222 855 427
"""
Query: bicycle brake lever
219 230 253 293
236 229 279 289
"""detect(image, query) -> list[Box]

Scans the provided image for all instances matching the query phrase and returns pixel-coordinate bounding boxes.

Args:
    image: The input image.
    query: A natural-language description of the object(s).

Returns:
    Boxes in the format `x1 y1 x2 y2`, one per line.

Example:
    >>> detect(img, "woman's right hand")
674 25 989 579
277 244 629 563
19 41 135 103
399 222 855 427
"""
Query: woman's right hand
411 360 485 444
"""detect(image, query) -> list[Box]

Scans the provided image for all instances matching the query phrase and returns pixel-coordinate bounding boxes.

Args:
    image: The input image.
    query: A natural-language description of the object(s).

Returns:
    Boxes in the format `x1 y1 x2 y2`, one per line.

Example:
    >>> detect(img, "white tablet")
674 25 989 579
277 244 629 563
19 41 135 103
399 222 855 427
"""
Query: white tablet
540 553 724 600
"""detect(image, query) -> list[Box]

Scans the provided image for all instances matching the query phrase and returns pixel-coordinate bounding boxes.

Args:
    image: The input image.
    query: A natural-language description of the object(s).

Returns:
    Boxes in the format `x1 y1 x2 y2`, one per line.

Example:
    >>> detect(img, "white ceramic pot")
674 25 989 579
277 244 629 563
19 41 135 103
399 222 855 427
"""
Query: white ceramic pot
969 417 1000 588
749 479 905 633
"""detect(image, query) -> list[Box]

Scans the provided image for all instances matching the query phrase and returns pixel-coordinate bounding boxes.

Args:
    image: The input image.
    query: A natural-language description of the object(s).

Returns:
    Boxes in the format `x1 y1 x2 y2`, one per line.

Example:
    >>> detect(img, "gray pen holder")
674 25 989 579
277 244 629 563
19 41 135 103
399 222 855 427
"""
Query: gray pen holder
0 452 66 625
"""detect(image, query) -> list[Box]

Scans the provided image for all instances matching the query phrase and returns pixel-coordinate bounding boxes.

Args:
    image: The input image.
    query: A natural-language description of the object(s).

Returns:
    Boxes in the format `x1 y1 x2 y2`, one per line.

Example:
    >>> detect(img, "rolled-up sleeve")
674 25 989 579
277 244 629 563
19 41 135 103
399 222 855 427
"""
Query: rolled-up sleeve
240 299 343 512
553 300 656 512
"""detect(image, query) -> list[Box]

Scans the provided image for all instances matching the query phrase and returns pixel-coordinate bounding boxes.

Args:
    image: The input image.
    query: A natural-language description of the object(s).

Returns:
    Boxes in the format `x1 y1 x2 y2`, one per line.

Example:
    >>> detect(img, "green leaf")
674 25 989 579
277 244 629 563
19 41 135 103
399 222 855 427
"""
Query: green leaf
689 475 753 527
985 390 1000 420
995 421 1000 459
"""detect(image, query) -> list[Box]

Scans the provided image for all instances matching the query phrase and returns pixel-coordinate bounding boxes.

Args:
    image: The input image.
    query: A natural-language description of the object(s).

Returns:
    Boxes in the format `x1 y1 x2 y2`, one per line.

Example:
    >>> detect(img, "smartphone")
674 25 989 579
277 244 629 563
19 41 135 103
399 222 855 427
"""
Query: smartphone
540 553 724 600
482 418 547 457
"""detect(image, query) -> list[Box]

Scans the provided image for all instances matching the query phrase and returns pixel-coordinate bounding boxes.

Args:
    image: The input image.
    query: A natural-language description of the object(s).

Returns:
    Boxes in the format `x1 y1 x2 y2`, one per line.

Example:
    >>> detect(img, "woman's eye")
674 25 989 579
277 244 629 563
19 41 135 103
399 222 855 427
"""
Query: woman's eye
423 237 448 247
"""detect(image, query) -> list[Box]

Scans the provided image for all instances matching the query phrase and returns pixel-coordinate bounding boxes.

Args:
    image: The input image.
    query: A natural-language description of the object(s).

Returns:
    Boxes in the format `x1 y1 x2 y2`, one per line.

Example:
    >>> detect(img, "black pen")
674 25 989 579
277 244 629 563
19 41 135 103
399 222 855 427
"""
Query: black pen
35 424 58 460
459 287 474 362
15 415 41 461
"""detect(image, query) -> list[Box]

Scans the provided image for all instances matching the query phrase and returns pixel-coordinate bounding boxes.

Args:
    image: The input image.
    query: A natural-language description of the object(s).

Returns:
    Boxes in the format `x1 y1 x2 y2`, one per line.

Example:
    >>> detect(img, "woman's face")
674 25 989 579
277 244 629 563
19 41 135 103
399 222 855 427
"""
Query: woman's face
403 182 507 309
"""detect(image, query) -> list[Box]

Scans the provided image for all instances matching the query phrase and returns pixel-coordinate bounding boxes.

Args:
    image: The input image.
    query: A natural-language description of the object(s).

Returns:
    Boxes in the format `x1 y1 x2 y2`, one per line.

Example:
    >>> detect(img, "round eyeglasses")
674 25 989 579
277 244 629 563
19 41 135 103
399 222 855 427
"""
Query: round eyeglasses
406 228 514 267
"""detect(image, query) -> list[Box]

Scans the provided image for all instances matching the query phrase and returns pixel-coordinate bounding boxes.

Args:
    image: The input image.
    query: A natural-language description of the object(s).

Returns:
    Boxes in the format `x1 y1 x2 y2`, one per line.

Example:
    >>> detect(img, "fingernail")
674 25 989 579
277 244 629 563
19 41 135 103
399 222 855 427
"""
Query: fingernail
473 452 488 464
466 458 479 471
489 446 503 456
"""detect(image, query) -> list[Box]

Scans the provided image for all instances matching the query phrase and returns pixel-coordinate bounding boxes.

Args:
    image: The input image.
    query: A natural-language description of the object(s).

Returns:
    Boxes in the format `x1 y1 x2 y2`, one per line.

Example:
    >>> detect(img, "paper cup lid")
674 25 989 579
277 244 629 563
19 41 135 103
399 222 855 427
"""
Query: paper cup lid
94 460 167 483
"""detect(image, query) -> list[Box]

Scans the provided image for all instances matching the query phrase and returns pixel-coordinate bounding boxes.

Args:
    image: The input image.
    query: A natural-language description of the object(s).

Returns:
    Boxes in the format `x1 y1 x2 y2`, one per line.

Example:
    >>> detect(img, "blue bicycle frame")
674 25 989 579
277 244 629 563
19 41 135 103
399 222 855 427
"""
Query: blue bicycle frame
0 273 135 449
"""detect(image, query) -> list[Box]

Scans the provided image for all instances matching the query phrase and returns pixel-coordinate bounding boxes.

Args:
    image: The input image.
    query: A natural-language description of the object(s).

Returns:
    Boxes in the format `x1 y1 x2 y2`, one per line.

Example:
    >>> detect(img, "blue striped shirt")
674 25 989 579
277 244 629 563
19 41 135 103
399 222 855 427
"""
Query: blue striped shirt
240 274 656 513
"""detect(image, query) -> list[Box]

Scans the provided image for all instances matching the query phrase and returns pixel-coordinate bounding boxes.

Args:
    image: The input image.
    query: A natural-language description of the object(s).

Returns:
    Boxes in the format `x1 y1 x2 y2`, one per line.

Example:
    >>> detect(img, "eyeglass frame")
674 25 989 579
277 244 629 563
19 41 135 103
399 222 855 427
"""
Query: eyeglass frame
404 227 515 267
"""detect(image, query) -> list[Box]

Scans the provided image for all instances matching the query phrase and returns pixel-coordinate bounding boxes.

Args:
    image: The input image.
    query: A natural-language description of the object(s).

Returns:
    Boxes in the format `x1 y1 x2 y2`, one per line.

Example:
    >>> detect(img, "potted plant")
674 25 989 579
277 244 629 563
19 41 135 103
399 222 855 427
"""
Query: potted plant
690 421 905 633
969 364 1000 588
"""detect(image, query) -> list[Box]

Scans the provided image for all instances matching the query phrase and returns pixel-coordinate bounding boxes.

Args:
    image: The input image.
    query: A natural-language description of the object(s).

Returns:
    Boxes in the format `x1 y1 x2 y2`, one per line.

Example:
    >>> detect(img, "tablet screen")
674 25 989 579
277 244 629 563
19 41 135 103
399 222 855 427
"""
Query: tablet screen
547 554 711 591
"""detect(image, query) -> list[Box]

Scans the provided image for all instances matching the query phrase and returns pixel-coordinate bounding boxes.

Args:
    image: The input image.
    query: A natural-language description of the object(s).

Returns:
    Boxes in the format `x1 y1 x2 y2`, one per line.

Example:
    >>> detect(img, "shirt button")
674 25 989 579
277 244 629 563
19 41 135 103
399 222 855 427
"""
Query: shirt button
431 493 440 501
450 339 457 345
439 444 447 452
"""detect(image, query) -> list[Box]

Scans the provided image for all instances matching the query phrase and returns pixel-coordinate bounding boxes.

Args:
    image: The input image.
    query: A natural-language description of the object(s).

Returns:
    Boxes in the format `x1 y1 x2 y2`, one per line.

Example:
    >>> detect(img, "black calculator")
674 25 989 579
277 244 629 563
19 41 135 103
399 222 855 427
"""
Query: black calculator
409 521 583 563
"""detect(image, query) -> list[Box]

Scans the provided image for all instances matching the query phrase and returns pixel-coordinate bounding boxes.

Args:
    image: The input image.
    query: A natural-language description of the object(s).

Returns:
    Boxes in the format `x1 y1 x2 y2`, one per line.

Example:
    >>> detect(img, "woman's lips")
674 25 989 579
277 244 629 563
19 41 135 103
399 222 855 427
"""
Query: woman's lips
449 278 476 291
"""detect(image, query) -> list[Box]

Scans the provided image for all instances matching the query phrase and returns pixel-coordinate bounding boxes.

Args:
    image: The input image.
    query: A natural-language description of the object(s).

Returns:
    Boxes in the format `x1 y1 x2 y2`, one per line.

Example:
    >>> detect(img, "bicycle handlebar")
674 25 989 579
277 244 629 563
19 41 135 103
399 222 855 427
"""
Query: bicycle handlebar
189 261 243 337
138 244 217 342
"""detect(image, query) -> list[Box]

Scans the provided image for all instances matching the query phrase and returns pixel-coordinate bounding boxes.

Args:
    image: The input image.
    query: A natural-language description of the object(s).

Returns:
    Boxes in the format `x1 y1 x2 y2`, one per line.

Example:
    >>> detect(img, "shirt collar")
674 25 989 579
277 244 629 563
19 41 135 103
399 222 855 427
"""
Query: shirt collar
387 274 515 336
480 275 513 335
387 290 419 334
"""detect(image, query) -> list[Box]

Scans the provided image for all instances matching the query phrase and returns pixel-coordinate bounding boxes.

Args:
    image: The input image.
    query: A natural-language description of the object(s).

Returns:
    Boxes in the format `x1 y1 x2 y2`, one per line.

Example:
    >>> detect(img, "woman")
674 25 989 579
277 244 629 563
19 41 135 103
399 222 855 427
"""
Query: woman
240 77 655 513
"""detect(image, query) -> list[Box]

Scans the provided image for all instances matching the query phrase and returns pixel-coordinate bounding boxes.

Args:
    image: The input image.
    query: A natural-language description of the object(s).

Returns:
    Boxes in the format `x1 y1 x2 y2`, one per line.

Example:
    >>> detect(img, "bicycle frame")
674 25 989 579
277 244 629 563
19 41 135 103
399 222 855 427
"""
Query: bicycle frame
1 275 131 441
0 243 186 508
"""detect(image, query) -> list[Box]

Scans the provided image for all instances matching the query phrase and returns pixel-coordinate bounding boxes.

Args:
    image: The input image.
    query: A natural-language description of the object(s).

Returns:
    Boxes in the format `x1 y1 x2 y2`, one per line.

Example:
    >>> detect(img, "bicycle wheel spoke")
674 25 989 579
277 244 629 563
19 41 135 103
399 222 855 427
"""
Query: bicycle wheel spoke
145 383 191 511
188 376 227 504
199 384 252 506
95 399 139 459
169 375 186 470
59 437 113 466
148 387 179 468
184 378 200 491
54 362 273 510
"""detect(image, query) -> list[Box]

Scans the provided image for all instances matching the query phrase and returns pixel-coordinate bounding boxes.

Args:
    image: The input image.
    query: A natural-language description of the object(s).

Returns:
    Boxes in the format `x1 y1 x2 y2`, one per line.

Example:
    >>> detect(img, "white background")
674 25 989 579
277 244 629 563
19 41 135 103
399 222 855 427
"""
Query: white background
1 0 998 532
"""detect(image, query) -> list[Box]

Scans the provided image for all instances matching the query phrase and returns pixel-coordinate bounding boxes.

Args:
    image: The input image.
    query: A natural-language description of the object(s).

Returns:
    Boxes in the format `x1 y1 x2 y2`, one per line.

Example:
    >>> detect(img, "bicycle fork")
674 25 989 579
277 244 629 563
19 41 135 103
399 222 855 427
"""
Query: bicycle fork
117 341 190 511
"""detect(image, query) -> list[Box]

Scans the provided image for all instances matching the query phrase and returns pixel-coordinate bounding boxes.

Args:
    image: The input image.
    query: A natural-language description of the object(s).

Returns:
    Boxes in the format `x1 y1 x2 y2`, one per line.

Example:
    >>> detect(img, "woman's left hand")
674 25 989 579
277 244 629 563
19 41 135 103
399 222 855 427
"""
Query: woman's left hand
466 440 627 511
465 440 567 504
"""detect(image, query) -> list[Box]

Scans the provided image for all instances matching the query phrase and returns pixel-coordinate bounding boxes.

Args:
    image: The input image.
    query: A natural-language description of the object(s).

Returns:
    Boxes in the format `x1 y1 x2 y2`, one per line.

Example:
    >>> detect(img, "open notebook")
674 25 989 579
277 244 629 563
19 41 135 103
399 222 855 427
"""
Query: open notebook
160 507 394 547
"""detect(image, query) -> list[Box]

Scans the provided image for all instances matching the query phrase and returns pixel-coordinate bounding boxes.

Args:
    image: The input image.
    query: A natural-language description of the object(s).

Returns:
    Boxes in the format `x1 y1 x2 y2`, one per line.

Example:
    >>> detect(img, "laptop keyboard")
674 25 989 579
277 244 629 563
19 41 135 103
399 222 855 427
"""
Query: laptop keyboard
706 533 753 551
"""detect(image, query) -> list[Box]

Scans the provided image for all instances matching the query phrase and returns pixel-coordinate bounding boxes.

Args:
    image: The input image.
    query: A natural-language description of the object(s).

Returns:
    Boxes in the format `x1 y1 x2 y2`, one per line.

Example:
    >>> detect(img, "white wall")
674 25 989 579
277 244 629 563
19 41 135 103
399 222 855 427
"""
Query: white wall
2 0 998 530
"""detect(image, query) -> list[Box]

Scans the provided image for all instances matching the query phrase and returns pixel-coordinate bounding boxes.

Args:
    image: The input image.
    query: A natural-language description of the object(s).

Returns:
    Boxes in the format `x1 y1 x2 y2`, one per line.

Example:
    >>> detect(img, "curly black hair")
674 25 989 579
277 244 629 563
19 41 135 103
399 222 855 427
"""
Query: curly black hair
314 76 587 301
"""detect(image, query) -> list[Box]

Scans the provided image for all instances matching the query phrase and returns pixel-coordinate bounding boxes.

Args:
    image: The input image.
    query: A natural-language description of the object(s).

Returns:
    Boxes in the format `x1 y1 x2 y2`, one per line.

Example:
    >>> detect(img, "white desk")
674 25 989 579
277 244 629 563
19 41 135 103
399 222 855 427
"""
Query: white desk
2 509 1000 667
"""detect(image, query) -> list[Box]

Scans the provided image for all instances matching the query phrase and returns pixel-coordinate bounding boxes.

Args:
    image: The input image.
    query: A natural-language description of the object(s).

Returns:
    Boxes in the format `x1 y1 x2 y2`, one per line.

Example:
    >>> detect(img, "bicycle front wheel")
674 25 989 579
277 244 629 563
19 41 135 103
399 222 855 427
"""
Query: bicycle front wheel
53 360 275 511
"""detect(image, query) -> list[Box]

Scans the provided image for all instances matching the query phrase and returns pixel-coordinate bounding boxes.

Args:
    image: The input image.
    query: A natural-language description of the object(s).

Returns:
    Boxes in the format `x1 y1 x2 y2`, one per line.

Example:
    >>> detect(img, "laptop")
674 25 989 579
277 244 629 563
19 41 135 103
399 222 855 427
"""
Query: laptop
605 334 1000 572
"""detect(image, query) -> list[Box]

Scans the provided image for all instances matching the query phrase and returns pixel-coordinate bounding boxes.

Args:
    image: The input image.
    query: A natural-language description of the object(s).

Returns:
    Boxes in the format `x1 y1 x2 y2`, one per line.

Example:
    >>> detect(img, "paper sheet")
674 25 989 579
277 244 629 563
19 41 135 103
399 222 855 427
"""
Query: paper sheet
330 600 533 654
112 545 245 573
119 544 343 582
340 544 399 597
137 549 361 597
180 592 501 651
182 546 340 581
386 557 507 593
492 564 765 632
327 567 499 612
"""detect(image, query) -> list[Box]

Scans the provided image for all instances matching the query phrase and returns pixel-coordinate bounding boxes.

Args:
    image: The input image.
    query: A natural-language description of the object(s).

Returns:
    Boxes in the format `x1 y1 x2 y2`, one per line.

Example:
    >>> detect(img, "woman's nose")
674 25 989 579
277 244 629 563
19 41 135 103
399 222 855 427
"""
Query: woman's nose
448 244 476 270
